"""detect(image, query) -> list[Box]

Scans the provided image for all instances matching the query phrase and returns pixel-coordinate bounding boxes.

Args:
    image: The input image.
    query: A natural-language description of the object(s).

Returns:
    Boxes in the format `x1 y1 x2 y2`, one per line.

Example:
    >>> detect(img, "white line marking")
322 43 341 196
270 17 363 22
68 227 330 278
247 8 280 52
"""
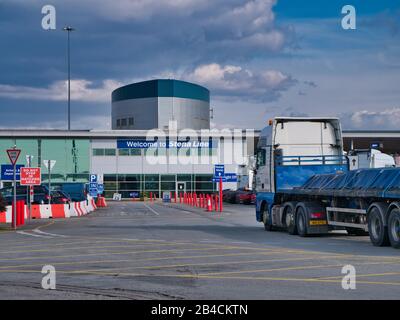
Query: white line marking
143 203 160 216
16 231 52 239
33 229 68 238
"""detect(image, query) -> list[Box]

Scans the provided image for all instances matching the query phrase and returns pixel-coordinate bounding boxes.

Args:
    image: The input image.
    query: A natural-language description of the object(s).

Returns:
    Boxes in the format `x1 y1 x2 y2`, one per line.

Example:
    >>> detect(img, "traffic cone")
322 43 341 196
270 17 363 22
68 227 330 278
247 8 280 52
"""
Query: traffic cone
206 195 212 212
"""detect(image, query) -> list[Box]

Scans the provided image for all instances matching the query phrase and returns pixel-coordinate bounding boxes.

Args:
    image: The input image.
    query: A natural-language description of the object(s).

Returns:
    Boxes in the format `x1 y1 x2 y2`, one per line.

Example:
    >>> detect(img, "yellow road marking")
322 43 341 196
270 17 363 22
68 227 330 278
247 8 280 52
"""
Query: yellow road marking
318 271 400 280
0 244 282 263
199 260 399 277
0 268 399 287
0 241 222 255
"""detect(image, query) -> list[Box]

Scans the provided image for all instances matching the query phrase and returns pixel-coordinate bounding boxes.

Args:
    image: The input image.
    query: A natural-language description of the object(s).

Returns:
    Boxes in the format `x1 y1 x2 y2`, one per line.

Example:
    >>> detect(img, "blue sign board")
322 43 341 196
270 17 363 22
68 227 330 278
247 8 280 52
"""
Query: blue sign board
214 165 225 178
97 184 104 194
212 173 237 183
130 192 139 198
117 139 213 149
89 182 98 190
371 142 380 149
1 164 24 181
90 174 98 183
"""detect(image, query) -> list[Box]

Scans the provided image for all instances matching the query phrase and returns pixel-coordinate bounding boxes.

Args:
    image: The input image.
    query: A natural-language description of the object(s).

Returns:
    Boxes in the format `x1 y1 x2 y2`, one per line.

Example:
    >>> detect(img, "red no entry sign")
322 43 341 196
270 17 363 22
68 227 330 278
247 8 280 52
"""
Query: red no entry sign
20 167 41 186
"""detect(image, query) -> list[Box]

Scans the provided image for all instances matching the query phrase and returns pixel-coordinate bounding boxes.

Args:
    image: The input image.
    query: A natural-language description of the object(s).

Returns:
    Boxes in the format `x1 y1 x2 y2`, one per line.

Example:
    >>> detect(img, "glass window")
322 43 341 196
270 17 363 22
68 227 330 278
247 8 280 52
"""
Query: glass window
41 139 90 183
256 148 266 167
128 117 134 126
104 148 116 156
130 149 141 156
116 119 121 127
93 148 105 156
118 149 130 156
121 119 127 127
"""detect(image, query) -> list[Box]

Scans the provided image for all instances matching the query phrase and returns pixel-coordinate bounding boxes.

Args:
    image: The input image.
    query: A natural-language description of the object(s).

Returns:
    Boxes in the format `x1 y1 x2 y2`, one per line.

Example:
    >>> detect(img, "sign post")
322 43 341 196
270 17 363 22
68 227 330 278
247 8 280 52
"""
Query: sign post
7 147 21 230
219 177 223 212
214 165 225 213
20 166 41 222
43 160 56 205
25 155 33 222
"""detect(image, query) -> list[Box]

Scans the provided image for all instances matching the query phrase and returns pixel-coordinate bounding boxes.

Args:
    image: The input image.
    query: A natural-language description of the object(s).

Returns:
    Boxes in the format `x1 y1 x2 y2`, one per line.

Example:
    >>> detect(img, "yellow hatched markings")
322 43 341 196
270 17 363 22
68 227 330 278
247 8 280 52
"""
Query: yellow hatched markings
0 251 272 270
0 244 297 263
0 252 346 273
1 263 400 287
317 271 400 280
0 241 219 255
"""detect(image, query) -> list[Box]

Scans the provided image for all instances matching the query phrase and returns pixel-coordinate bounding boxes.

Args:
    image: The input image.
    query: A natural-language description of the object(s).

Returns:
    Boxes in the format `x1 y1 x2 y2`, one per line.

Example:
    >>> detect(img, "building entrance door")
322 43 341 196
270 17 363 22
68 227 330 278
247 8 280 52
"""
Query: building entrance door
177 182 186 194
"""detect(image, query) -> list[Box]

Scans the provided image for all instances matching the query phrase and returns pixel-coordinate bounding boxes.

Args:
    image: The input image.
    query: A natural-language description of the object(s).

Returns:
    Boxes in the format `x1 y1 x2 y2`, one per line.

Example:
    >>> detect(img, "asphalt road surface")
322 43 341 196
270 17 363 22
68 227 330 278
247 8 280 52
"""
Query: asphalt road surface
0 200 399 300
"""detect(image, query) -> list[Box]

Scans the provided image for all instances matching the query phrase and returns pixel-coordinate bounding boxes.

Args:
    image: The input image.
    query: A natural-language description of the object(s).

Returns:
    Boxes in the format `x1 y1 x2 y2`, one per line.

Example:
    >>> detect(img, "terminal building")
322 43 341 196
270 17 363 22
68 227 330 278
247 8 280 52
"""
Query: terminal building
0 79 255 198
1 78 399 198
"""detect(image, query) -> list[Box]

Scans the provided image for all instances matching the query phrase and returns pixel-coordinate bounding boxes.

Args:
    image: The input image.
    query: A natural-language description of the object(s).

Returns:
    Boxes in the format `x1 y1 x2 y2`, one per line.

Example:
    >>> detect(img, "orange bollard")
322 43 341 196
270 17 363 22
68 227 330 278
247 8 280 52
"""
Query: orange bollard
206 195 212 212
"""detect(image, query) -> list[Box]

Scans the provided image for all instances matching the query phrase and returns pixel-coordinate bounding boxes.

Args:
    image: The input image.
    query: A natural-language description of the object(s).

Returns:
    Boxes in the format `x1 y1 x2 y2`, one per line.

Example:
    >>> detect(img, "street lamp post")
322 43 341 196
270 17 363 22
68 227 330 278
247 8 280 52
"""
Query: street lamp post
63 26 75 131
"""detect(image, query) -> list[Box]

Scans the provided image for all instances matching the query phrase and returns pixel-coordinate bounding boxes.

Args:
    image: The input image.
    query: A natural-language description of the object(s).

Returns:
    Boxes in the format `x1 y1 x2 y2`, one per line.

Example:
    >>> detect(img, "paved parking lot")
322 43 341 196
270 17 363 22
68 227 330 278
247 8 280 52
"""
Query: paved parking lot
0 201 399 299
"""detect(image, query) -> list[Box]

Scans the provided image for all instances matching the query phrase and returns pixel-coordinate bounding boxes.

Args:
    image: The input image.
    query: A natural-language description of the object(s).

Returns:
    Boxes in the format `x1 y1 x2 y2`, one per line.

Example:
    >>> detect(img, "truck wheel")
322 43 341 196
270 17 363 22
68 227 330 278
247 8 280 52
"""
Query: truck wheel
388 208 400 249
262 206 274 231
296 206 308 237
368 206 390 247
284 202 297 235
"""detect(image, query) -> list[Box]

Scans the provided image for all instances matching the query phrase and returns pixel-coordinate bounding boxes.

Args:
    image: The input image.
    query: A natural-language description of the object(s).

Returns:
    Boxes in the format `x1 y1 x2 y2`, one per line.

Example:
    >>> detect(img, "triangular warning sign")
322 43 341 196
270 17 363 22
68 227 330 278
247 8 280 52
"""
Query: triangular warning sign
7 149 21 166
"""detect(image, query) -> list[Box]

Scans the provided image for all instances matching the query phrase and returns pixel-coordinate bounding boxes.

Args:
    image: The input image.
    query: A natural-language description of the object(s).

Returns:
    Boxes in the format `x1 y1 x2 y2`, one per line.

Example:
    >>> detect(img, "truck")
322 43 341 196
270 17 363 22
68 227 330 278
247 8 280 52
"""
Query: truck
255 117 400 249
348 148 395 170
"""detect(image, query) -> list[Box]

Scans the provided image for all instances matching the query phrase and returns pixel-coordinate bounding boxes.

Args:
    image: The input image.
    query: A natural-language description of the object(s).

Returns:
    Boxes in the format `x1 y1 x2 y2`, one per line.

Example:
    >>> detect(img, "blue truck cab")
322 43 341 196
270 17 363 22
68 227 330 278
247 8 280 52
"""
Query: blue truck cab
254 117 400 249
255 117 348 225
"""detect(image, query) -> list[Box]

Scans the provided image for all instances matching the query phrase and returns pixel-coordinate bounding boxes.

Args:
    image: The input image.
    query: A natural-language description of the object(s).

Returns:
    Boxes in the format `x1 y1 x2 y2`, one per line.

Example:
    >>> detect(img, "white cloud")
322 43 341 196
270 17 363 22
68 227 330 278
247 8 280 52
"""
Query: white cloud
341 108 400 130
185 63 296 101
0 79 121 102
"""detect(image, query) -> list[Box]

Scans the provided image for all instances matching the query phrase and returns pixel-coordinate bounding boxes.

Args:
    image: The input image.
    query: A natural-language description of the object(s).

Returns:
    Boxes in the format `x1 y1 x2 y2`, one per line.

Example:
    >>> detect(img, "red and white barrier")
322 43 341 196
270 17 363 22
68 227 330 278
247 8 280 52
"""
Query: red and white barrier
0 206 12 223
0 197 103 223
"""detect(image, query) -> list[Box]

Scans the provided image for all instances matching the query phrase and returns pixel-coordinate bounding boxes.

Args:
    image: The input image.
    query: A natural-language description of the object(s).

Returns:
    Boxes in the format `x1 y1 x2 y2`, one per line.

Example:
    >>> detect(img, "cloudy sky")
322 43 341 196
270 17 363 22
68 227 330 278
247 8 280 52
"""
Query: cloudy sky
0 0 399 130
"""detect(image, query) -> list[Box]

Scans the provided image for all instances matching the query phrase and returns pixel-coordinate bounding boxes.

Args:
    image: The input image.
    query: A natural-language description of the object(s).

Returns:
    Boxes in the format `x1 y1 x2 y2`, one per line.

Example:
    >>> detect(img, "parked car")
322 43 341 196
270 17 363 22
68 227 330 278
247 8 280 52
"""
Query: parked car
222 189 236 203
234 188 256 205
51 190 71 204
0 185 50 205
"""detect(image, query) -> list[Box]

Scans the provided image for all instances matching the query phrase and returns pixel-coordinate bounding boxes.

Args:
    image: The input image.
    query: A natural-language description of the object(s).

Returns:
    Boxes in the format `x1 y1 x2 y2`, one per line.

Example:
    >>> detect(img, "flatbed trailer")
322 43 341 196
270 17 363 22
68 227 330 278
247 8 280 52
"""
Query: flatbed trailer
255 117 400 249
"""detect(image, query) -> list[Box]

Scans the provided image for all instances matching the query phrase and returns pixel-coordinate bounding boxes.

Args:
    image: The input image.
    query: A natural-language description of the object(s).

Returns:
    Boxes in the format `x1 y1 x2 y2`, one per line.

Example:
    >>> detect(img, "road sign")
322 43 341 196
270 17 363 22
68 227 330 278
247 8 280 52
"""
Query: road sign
26 155 34 167
20 167 41 185
89 182 98 190
1 165 24 181
371 142 381 149
97 184 104 194
7 149 21 165
97 174 104 184
89 175 99 196
43 160 56 171
212 173 237 183
214 164 225 177
89 188 98 197
90 174 98 183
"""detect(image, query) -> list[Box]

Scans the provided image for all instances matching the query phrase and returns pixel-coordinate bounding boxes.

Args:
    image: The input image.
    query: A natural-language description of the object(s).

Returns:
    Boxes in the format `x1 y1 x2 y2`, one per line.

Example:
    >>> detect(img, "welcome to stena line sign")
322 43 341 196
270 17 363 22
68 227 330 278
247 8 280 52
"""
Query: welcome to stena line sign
117 139 215 149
